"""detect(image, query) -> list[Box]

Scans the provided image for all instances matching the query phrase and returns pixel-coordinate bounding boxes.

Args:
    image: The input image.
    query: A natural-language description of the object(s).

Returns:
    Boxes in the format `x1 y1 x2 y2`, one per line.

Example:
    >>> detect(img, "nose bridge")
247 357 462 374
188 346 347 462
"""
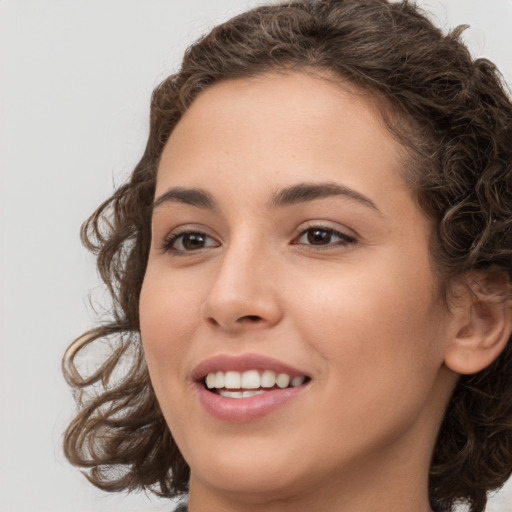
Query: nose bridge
201 231 282 331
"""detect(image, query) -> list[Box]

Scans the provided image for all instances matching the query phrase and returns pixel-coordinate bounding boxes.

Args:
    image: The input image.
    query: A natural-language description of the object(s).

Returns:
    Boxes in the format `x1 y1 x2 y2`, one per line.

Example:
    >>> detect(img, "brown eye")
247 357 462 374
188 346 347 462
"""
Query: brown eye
182 233 207 250
164 231 219 253
307 229 333 245
294 227 356 247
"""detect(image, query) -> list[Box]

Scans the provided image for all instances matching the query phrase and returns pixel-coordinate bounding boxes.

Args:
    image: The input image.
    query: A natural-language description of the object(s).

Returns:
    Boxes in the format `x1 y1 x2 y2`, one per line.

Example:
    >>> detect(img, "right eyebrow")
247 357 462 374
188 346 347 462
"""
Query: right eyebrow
152 187 218 212
270 182 381 213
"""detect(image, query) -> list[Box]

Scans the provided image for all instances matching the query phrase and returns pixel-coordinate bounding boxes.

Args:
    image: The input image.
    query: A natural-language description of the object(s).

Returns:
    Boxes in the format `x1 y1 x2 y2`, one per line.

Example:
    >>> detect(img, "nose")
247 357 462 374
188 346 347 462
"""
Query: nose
201 238 283 333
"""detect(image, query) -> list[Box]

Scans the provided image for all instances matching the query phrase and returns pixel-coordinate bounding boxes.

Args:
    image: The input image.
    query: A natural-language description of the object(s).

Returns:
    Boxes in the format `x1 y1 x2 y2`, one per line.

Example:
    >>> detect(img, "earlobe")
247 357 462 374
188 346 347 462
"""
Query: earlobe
444 272 512 375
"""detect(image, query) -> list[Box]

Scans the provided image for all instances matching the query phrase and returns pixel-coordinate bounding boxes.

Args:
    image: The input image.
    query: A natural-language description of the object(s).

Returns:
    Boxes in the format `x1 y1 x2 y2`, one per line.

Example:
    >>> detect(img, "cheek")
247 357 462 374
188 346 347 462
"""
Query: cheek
139 268 201 380
289 268 448 452
290 254 445 384
138 270 205 445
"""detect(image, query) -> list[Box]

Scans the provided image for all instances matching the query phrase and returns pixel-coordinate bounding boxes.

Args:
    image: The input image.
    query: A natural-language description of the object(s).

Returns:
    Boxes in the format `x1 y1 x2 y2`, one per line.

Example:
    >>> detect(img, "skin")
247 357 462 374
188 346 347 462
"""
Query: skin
139 72 464 512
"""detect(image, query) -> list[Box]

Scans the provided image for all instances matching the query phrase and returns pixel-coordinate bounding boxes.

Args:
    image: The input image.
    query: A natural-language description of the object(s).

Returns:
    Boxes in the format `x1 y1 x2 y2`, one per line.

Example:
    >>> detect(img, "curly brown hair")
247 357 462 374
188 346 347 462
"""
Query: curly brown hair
62 1 512 511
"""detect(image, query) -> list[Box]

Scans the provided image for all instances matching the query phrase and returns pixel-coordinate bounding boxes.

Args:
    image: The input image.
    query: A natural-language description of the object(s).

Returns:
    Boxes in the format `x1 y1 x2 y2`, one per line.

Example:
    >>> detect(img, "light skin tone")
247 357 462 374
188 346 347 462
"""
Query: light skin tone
139 71 511 512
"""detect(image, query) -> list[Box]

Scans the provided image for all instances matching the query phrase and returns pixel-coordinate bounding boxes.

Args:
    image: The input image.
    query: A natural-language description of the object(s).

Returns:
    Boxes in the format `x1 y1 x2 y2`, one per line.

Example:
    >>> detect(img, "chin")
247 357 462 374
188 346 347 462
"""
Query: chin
186 435 312 498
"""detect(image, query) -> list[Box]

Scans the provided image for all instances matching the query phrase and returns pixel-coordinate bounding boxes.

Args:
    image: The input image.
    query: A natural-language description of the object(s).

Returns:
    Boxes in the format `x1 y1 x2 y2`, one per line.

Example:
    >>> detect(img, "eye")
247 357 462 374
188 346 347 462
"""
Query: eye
164 231 220 253
293 226 356 247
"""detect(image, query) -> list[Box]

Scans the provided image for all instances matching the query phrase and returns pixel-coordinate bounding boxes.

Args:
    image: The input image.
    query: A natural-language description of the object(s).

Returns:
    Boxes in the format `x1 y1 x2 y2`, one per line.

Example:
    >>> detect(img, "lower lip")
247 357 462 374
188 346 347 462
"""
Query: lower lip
197 384 307 422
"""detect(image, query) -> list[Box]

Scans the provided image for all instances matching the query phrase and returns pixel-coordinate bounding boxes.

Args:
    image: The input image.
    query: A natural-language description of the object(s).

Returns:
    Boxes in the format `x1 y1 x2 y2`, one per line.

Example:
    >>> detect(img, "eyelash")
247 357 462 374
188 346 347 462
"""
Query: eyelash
293 226 357 249
162 226 356 255
163 230 219 254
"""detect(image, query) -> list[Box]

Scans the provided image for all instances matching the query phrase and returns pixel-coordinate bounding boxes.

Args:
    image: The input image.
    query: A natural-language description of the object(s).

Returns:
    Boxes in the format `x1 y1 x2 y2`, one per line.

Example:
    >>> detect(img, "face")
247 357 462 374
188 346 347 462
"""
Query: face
140 72 458 508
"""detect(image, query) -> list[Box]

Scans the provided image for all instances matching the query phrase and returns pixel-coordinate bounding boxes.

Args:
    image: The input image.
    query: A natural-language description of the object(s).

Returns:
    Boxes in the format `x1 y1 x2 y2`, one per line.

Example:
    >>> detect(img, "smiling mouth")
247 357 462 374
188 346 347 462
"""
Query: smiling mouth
203 369 310 398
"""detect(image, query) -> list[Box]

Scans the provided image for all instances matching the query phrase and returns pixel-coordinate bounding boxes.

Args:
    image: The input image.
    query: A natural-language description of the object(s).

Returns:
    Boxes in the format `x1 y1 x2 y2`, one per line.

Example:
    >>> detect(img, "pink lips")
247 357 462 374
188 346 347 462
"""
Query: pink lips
193 354 310 422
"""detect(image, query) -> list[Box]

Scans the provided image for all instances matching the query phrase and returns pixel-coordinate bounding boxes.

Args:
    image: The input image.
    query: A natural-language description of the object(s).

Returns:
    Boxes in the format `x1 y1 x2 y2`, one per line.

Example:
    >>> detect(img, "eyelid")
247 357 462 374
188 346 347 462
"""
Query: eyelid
161 226 221 254
291 223 357 248
158 221 357 255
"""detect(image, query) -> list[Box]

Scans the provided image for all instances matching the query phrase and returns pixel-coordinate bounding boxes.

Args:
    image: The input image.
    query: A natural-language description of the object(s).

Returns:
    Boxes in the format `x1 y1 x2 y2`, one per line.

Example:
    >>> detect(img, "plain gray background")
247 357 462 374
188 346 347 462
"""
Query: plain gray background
1 1 512 511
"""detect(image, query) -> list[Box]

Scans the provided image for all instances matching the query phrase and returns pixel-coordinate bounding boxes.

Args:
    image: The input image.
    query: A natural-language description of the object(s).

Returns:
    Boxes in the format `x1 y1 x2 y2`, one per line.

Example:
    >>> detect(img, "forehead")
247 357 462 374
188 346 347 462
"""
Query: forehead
156 71 410 209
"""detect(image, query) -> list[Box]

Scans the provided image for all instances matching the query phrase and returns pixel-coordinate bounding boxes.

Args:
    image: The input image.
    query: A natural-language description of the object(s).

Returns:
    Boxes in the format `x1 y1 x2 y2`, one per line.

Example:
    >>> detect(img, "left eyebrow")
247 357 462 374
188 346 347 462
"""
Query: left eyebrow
152 187 218 212
270 182 381 213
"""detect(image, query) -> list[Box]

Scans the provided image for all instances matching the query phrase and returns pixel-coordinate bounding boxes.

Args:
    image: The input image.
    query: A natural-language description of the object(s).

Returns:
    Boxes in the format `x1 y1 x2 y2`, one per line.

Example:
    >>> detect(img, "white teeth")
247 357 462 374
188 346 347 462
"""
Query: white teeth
224 371 241 389
241 370 260 389
276 373 291 388
206 373 216 389
218 389 267 399
261 370 276 388
205 369 307 392
291 376 305 387
242 390 266 398
214 371 225 388
218 390 243 398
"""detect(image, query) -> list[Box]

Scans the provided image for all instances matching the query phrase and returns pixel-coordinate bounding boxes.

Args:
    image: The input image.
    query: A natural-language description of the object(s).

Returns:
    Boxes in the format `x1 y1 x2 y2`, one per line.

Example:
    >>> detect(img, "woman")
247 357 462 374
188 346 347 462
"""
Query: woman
63 1 512 511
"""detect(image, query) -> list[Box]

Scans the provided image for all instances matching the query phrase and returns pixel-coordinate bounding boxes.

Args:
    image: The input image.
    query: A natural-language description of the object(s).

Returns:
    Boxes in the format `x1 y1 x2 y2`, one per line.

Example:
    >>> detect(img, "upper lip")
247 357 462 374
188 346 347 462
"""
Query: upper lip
192 353 310 381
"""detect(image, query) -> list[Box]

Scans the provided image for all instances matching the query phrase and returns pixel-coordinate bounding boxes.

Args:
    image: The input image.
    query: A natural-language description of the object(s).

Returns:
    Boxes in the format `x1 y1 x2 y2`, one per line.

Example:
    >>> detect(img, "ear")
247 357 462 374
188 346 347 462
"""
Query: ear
444 271 512 375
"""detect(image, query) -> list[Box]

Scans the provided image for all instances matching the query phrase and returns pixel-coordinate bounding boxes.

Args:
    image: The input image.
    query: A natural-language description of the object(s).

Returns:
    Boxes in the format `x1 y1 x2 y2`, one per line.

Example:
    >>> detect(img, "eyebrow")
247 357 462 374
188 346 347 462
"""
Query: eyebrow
270 182 380 212
152 182 380 214
152 187 217 211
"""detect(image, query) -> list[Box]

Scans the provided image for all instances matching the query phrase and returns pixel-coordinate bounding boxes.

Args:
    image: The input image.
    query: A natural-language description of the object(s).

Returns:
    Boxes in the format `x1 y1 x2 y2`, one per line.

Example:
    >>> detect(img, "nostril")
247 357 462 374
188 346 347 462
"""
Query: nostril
239 315 262 323
204 315 262 328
